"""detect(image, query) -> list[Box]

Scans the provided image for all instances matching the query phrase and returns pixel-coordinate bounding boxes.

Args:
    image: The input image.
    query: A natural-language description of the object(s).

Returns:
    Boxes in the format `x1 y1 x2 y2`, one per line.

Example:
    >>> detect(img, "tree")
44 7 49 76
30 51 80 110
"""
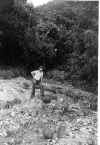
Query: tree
36 0 98 93
0 0 37 67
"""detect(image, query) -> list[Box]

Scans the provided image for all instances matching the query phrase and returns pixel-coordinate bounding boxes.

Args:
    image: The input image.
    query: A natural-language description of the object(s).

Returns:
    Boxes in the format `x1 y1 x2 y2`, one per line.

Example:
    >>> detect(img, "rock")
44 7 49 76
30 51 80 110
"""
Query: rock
42 127 54 139
11 111 16 117
4 101 13 109
42 95 51 104
22 82 30 89
57 125 66 138
0 77 97 145
0 129 7 137
51 95 57 101
12 98 21 105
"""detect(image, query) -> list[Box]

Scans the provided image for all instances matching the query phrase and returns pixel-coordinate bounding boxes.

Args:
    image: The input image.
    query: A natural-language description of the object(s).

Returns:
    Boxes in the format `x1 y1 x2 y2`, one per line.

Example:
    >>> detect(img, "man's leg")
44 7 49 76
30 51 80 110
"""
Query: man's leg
30 80 35 99
40 83 44 97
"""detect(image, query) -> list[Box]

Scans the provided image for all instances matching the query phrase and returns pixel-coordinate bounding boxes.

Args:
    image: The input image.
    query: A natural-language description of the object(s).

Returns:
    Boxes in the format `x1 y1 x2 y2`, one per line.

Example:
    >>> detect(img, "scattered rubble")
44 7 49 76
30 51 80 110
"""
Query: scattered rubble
0 77 97 145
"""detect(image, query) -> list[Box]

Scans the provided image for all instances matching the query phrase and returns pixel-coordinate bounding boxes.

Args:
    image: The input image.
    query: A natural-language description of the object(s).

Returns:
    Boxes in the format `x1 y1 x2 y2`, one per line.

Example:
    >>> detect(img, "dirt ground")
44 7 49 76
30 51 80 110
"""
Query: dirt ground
0 77 97 145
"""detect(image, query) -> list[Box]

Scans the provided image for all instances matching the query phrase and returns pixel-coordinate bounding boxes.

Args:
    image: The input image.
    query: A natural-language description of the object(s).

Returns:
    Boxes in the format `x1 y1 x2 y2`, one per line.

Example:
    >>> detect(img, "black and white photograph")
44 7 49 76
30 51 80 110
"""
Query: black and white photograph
0 0 98 144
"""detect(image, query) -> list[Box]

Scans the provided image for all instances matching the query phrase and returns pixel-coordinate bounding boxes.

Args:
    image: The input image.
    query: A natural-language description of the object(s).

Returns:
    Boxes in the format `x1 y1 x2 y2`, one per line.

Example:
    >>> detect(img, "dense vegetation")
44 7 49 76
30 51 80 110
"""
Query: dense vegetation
0 0 98 93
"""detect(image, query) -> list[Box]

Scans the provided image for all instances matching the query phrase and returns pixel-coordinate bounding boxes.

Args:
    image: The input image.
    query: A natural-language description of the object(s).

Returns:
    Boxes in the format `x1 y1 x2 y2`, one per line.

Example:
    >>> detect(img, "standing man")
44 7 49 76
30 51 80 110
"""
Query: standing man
30 66 44 99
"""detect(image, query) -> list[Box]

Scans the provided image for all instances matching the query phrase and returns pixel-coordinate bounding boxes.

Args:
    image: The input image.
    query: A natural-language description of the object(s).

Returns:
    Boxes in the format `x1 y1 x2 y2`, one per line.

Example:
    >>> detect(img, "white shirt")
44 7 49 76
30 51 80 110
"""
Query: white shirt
31 70 43 81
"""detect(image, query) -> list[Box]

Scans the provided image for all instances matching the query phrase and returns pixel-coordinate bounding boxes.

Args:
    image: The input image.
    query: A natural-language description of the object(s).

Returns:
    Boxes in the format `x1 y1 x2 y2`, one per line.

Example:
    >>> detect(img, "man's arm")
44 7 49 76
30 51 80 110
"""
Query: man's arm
31 71 36 78
40 72 43 84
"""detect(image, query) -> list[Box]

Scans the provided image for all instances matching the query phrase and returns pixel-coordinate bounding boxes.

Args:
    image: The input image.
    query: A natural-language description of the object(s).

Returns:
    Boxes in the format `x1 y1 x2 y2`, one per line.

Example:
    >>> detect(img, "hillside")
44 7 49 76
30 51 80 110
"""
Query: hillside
0 0 98 93
0 1 98 145
35 0 98 94
0 76 97 145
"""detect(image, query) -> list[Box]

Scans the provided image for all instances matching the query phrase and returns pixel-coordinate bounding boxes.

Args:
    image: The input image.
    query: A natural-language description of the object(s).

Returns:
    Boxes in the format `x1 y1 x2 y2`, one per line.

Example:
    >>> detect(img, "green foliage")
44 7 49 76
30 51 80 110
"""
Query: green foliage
0 1 37 67
35 0 98 93
0 0 98 93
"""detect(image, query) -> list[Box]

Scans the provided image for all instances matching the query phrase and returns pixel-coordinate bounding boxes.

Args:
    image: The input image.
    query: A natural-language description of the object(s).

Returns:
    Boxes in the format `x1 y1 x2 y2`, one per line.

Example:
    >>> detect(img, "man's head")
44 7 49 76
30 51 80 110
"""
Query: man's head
39 66 43 71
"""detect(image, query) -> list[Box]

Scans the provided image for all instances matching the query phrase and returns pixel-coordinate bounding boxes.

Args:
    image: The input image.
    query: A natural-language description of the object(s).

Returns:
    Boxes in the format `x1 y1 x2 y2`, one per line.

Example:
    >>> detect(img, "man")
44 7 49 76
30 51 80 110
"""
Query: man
30 66 44 99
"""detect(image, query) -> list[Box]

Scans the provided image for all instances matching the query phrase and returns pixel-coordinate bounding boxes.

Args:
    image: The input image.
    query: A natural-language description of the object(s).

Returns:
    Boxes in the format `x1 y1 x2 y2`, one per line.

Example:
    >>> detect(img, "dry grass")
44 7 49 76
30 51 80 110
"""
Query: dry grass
0 76 97 145
0 66 27 79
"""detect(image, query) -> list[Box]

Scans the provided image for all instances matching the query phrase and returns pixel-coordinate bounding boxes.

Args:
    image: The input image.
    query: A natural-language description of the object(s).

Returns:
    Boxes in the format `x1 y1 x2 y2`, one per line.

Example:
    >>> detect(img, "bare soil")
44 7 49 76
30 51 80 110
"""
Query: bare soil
0 77 97 145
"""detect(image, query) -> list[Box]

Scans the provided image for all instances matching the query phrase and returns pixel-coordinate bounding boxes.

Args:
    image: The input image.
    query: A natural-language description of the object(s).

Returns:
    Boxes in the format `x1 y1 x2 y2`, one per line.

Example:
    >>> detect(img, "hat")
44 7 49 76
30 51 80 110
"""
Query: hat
39 66 43 70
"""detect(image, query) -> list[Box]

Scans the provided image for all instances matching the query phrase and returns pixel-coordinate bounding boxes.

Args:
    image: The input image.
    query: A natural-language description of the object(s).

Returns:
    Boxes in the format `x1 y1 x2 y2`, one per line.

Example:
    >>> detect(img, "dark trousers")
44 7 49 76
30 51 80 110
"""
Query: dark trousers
31 80 44 99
